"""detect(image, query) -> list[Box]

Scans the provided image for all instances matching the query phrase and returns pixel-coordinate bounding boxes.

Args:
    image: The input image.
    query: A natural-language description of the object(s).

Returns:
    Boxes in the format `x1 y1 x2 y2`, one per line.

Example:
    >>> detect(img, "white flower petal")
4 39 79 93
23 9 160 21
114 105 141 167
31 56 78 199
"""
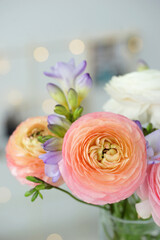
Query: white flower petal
136 200 151 219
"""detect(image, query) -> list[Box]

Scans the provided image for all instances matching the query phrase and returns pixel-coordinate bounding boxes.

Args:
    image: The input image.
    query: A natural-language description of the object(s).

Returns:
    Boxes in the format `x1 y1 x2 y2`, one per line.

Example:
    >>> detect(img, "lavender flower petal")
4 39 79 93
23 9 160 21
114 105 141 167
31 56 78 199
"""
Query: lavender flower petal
52 171 61 182
153 154 160 160
75 73 92 103
75 73 92 89
48 114 71 130
44 59 88 92
134 120 142 131
43 137 63 151
45 164 61 182
145 130 160 154
147 145 154 158
74 60 87 78
48 114 63 125
39 151 62 164
43 72 58 78
68 58 75 67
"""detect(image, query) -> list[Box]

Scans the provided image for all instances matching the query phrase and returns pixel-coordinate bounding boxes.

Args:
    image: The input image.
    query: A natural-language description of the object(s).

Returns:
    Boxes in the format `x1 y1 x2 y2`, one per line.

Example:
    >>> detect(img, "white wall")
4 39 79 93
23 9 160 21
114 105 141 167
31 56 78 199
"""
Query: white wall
0 0 160 66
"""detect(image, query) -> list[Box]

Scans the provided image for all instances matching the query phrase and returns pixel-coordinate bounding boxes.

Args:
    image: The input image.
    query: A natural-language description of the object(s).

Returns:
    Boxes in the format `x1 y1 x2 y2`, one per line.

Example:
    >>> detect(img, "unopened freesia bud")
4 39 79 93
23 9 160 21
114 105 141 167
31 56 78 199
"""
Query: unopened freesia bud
137 60 149 71
47 83 68 109
73 106 83 121
48 124 67 138
75 73 92 104
54 105 72 121
67 88 78 112
48 114 71 130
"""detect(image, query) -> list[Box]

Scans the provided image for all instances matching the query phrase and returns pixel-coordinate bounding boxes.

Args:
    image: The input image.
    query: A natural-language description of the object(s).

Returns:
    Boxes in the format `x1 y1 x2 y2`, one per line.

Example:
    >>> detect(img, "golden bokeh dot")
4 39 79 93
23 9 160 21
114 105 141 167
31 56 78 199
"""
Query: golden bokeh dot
69 39 85 55
0 59 10 75
33 47 49 62
42 98 57 114
0 187 11 203
7 89 23 106
46 234 63 240
127 36 143 53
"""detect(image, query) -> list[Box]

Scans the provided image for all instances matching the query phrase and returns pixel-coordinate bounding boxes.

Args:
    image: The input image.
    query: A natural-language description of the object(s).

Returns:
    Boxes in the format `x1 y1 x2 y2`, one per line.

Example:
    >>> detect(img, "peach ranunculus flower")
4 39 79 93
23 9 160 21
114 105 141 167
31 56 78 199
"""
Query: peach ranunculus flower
59 112 147 205
6 116 63 186
136 130 160 226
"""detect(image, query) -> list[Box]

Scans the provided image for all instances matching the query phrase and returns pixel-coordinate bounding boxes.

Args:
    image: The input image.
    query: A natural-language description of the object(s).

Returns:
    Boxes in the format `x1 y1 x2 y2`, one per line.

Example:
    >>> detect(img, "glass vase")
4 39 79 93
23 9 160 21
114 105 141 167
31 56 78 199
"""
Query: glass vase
99 209 160 240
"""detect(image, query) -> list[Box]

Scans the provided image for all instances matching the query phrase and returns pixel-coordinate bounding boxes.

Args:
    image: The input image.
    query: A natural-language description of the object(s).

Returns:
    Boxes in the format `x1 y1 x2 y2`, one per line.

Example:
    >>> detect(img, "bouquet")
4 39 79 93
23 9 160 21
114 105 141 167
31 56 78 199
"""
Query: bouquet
6 59 160 239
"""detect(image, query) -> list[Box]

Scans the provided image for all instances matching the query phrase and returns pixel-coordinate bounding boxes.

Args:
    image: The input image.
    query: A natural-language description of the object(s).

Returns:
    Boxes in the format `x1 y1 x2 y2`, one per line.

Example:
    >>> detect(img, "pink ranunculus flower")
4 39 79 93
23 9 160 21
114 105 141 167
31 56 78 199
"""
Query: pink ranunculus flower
136 130 160 226
59 112 147 205
6 116 63 186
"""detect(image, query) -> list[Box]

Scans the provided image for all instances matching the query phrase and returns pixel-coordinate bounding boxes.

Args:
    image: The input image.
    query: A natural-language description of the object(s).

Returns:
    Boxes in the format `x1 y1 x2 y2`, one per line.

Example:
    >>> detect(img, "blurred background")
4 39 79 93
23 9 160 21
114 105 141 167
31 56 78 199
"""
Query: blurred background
0 1 160 239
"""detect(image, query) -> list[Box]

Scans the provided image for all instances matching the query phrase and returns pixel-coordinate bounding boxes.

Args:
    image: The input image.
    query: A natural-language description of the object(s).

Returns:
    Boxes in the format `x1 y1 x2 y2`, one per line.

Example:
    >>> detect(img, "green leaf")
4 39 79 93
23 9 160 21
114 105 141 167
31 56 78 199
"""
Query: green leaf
31 191 39 202
48 124 67 138
38 192 43 200
26 176 43 183
146 123 153 133
35 184 45 191
37 135 53 143
73 106 83 121
24 188 36 197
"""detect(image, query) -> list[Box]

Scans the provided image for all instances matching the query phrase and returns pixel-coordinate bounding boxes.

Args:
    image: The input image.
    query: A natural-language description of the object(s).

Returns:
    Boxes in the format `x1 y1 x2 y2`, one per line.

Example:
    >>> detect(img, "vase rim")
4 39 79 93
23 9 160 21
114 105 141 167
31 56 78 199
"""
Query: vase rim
110 214 153 225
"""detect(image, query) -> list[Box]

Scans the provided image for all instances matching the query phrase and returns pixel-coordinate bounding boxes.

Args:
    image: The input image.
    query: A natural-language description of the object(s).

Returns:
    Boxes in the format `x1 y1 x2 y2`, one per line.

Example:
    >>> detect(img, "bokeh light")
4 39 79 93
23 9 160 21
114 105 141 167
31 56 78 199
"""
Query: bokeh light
42 98 57 114
69 39 85 55
46 234 63 240
33 47 49 62
7 89 23 106
0 59 10 75
0 187 11 203
127 35 143 53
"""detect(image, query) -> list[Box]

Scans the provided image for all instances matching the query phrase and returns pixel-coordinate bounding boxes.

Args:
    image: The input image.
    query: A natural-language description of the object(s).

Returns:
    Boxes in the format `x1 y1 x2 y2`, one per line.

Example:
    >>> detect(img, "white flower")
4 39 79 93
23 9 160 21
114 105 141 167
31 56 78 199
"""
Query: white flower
103 69 160 127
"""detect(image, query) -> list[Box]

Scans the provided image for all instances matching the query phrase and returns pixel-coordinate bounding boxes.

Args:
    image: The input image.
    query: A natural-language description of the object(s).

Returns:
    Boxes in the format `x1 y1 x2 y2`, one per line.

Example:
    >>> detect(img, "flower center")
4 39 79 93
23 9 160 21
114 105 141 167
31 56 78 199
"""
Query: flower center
22 127 49 157
89 138 122 169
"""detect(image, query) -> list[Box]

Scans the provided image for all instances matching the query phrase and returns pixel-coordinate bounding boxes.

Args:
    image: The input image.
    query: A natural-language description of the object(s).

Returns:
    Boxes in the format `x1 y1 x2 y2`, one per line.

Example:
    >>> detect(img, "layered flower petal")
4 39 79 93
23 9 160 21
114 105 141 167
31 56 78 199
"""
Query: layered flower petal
135 200 151 219
104 70 160 127
6 117 63 186
60 112 147 205
136 130 160 226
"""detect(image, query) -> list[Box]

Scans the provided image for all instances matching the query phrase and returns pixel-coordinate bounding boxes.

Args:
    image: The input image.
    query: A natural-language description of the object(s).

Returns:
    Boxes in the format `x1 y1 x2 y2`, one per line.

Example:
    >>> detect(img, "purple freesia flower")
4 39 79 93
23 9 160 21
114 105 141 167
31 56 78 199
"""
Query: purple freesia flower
45 164 61 182
145 129 160 164
42 137 63 151
44 58 87 91
134 120 143 131
75 73 92 104
47 114 71 130
39 134 63 182
39 151 62 165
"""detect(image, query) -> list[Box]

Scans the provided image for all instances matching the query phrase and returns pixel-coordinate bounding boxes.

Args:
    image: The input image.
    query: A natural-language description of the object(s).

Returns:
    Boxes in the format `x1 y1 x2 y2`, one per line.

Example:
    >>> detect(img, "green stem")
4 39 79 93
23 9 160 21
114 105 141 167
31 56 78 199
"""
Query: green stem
121 198 128 219
44 183 106 211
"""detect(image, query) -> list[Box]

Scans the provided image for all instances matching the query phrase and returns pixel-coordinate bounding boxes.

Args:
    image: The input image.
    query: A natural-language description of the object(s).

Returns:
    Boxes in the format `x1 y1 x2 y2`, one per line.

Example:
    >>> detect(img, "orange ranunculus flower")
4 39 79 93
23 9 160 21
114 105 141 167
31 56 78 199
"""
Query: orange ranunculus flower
6 116 63 186
59 112 147 205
